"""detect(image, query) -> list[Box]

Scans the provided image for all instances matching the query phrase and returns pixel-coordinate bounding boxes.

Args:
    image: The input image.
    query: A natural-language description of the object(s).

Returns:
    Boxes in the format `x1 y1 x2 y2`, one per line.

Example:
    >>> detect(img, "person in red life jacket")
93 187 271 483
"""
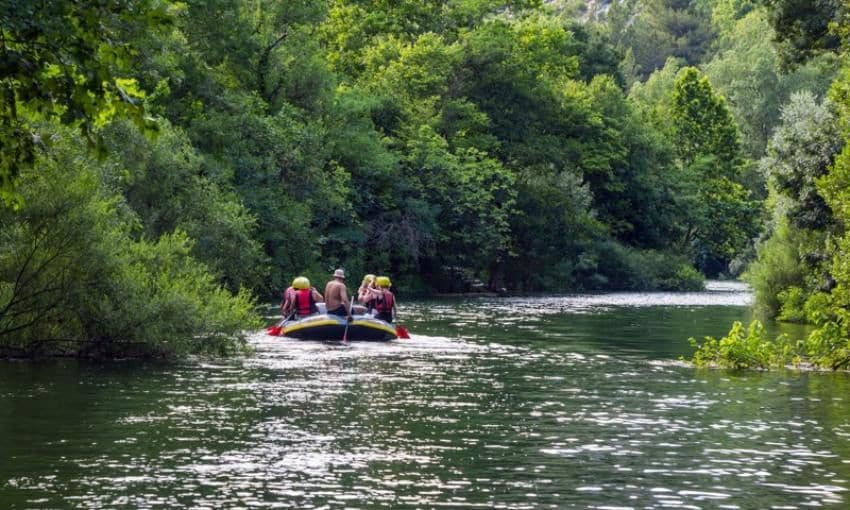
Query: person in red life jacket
291 276 323 318
373 276 395 323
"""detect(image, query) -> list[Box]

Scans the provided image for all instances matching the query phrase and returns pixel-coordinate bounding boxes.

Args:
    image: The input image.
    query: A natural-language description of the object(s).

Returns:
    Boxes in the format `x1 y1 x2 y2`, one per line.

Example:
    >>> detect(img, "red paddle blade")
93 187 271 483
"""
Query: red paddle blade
395 325 410 339
266 326 282 336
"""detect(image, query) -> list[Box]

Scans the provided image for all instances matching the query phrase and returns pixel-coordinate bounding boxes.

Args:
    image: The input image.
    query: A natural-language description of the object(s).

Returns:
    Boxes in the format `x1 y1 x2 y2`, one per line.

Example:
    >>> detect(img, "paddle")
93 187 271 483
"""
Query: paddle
266 323 282 336
266 312 293 336
341 294 355 344
392 295 410 339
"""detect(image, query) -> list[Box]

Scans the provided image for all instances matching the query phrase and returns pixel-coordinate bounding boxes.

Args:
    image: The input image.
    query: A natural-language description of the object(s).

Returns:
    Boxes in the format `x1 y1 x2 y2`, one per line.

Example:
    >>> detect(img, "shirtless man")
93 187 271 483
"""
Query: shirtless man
324 268 352 320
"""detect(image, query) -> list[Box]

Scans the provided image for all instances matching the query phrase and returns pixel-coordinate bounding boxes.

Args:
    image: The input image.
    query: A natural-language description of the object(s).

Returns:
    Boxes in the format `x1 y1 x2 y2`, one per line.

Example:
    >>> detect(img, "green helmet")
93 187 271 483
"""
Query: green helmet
376 276 391 288
292 276 310 290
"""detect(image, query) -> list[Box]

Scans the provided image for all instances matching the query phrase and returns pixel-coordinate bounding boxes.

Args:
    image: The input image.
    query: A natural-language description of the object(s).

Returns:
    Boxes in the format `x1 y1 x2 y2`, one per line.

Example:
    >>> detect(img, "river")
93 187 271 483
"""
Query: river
2 282 850 509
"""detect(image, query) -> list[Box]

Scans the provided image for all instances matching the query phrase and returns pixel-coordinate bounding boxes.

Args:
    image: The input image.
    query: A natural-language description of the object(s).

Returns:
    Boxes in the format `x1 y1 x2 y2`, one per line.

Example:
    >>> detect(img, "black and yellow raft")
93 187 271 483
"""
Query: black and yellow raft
280 313 397 342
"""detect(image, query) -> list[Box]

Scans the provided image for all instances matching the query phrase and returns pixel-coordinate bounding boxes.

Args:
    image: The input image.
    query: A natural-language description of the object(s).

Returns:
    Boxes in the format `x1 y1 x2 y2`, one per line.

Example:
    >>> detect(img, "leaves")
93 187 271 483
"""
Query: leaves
0 0 175 202
689 320 800 369
0 132 259 358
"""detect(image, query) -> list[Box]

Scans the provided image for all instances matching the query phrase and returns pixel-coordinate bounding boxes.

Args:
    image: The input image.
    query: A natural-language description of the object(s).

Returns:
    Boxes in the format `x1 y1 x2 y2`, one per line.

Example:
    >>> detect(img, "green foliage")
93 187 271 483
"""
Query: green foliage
103 231 259 357
629 57 683 122
807 95 850 367
665 66 762 275
588 75 683 247
818 102 850 225
580 240 704 291
763 0 845 68
671 67 741 172
507 170 598 291
711 0 757 35
760 91 842 230
0 0 174 203
689 320 800 369
696 175 762 265
100 120 269 292
321 0 543 76
438 148 517 273
4 0 783 345
0 133 259 358
743 91 839 321
691 251 850 370
745 217 807 316
777 286 807 323
607 0 715 79
696 8 850 370
704 9 837 158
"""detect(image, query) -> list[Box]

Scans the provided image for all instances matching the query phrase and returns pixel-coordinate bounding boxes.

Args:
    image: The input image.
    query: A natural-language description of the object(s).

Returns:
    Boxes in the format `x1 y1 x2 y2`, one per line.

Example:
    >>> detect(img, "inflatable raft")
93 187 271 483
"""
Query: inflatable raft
276 313 397 342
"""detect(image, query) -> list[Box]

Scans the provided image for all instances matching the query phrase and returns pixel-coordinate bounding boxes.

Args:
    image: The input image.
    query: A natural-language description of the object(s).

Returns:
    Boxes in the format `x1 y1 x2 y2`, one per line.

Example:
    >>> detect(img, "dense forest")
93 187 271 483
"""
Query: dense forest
0 0 846 358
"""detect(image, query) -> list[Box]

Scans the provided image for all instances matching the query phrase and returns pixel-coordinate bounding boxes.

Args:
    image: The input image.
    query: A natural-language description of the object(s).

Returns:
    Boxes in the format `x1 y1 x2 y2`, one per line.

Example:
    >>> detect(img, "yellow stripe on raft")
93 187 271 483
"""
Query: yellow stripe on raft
351 320 397 336
283 318 397 336
284 320 340 333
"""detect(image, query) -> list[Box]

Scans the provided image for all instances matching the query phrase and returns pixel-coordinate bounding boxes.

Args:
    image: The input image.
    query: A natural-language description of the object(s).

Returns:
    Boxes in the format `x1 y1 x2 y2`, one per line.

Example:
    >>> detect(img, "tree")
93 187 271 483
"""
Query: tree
711 0 757 35
0 0 173 204
671 67 742 172
761 92 843 230
320 0 542 77
670 66 760 274
0 131 258 358
763 0 844 68
100 120 269 292
704 9 837 158
608 0 715 79
629 57 683 127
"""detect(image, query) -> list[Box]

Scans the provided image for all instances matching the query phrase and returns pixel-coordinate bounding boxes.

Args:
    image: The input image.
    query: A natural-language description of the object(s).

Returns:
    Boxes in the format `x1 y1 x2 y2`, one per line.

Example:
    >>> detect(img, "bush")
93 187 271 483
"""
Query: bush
0 134 260 359
689 320 802 369
777 286 808 323
803 291 833 325
100 120 270 294
688 315 849 371
580 240 704 291
745 218 807 316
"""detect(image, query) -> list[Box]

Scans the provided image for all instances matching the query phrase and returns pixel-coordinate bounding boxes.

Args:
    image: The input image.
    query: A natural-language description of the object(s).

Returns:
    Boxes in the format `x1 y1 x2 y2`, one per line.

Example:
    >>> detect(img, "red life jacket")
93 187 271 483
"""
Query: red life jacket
375 289 394 313
294 289 317 316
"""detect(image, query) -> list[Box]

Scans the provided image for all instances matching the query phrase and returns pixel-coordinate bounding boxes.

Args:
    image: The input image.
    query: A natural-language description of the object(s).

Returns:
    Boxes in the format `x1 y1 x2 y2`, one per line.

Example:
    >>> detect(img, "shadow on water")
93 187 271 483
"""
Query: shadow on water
2 282 850 509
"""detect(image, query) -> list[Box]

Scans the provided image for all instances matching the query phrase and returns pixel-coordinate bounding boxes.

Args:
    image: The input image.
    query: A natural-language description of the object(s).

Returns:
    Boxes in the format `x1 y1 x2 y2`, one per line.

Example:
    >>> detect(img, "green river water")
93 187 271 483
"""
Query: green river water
2 282 850 509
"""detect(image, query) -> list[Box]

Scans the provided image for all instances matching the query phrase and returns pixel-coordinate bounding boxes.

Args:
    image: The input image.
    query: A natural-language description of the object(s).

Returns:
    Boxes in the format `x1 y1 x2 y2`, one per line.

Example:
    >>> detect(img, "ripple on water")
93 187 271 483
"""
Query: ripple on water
4 288 850 509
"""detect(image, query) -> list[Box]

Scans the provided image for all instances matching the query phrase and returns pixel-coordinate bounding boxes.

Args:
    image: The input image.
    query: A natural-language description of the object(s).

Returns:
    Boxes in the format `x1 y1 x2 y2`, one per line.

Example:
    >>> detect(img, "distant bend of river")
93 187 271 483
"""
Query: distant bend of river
2 281 849 509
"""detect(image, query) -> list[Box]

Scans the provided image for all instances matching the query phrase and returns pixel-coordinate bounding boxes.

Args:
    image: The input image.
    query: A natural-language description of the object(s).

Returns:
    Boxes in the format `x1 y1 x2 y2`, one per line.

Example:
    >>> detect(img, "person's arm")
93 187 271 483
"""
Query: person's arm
360 287 372 302
280 290 292 314
313 288 324 302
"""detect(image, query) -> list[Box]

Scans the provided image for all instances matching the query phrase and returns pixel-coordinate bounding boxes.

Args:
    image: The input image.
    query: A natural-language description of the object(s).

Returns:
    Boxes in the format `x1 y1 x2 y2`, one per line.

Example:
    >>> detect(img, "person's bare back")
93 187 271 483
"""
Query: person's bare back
324 279 350 315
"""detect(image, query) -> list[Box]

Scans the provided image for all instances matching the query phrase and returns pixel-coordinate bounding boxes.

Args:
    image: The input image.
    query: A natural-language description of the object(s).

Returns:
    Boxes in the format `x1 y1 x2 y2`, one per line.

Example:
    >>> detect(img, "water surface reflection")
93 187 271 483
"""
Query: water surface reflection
1 285 850 509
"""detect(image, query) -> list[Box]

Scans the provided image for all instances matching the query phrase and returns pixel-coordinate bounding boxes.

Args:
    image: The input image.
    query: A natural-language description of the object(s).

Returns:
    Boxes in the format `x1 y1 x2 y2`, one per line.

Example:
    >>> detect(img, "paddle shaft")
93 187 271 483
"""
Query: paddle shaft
341 293 355 342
